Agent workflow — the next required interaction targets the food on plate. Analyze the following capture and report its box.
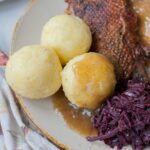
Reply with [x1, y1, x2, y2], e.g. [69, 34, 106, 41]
[133, 0, 150, 49]
[65, 0, 150, 149]
[5, 45, 62, 99]
[6, 0, 150, 149]
[52, 90, 97, 136]
[41, 14, 92, 65]
[88, 80, 150, 150]
[66, 0, 148, 80]
[61, 52, 116, 109]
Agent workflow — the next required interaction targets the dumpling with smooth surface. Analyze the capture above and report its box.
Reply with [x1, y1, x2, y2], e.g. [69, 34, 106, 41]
[5, 45, 62, 99]
[41, 14, 92, 65]
[61, 52, 117, 109]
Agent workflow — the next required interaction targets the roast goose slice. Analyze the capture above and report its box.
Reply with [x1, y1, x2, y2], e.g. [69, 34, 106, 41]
[66, 0, 149, 81]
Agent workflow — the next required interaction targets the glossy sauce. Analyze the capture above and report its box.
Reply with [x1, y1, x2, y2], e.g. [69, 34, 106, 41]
[132, 0, 150, 47]
[52, 90, 97, 137]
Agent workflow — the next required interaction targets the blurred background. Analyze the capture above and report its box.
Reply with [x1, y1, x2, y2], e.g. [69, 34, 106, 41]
[0, 0, 28, 53]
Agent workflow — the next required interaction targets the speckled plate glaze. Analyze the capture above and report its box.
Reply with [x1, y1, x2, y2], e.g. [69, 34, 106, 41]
[11, 0, 131, 150]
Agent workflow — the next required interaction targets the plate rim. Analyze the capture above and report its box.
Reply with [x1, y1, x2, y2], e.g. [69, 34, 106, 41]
[10, 0, 70, 149]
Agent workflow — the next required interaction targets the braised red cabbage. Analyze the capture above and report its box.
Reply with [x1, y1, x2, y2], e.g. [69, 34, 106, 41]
[88, 80, 150, 150]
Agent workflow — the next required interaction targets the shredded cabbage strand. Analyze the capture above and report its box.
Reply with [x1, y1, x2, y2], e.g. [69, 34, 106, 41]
[88, 80, 150, 150]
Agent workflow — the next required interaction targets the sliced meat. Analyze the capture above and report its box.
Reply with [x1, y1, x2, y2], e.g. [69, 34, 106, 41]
[66, 0, 148, 81]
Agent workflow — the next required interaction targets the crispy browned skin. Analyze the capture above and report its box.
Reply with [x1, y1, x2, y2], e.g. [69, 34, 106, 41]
[66, 0, 148, 80]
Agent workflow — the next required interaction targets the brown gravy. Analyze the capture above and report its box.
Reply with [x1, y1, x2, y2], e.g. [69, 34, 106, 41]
[52, 90, 97, 137]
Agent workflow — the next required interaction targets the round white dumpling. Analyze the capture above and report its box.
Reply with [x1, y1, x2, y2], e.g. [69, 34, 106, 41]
[62, 53, 116, 109]
[41, 14, 92, 65]
[5, 45, 62, 99]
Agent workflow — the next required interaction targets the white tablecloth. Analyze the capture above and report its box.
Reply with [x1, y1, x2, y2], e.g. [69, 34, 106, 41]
[0, 1, 28, 149]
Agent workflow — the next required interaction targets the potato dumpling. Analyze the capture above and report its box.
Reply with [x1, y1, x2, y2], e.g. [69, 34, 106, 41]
[41, 14, 92, 65]
[62, 53, 116, 109]
[5, 45, 62, 99]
